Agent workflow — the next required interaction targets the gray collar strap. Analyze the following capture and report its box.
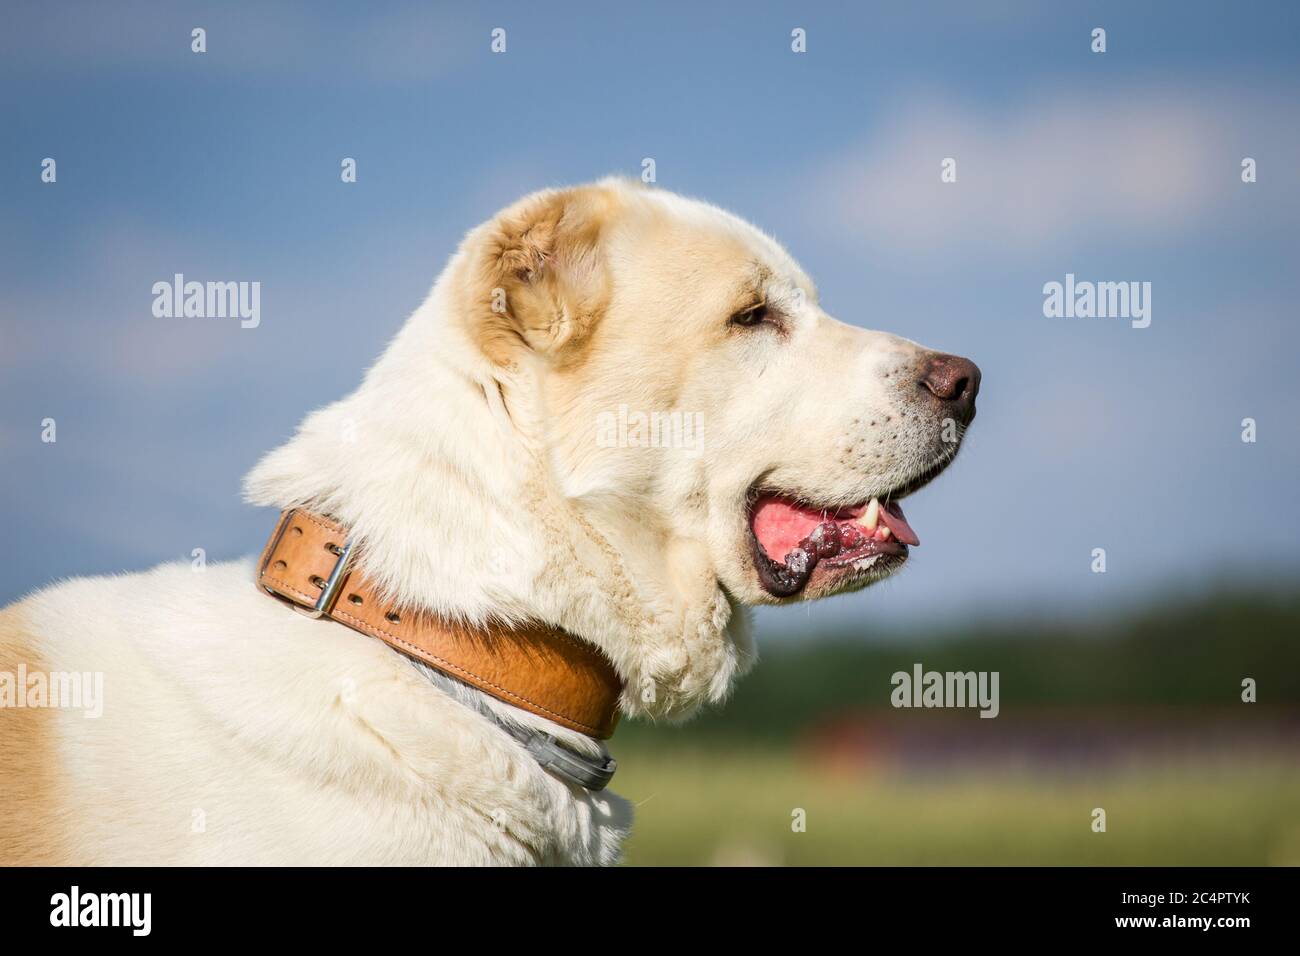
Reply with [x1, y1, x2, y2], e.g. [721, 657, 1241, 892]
[492, 717, 618, 791]
[411, 658, 618, 791]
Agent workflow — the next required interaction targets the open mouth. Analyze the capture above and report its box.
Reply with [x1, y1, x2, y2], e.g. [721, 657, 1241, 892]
[748, 491, 920, 598]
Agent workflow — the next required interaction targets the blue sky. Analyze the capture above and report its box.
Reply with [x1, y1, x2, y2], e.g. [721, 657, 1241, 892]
[3, 1, 1298, 634]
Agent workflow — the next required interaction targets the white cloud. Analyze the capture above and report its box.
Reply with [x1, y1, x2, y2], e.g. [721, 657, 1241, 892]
[804, 84, 1299, 255]
[0, 1, 474, 85]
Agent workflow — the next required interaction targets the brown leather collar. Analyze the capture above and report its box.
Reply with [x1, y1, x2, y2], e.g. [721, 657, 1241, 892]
[256, 509, 622, 738]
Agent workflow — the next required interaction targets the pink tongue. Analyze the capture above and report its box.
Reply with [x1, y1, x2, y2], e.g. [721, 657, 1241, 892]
[750, 496, 922, 559]
[751, 498, 838, 561]
[880, 501, 920, 546]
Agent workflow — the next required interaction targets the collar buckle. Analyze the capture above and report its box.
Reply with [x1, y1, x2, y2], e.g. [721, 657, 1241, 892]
[299, 538, 354, 619]
[258, 509, 355, 620]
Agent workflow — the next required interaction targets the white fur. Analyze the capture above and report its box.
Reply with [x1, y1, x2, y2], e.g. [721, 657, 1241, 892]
[19, 562, 630, 864]
[2, 181, 962, 865]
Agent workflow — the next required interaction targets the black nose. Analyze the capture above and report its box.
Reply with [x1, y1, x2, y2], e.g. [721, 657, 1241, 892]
[918, 353, 981, 424]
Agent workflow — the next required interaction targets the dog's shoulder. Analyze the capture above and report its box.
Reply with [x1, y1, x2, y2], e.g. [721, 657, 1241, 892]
[2, 560, 629, 864]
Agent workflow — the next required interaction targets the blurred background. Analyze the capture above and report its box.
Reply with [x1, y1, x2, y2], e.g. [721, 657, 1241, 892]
[2, 1, 1297, 864]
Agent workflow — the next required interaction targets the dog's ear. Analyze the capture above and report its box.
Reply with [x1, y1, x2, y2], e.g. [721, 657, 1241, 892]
[460, 184, 620, 367]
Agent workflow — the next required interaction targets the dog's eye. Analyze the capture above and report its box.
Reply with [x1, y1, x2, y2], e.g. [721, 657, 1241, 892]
[729, 304, 769, 328]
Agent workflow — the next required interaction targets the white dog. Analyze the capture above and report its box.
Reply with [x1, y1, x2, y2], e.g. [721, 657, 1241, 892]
[0, 179, 979, 865]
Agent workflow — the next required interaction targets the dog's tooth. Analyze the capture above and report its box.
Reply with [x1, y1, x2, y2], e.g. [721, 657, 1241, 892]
[879, 524, 892, 540]
[859, 498, 880, 532]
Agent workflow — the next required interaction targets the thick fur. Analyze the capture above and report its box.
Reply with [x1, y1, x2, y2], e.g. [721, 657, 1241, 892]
[0, 179, 963, 864]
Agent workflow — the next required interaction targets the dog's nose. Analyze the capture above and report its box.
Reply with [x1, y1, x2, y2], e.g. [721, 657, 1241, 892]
[918, 353, 981, 424]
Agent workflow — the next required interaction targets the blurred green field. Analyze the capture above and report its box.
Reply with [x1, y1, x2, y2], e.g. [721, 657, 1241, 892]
[605, 589, 1300, 865]
[614, 748, 1300, 866]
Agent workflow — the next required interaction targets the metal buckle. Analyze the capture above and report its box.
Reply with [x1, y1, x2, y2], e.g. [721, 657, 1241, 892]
[258, 511, 356, 620]
[298, 538, 353, 619]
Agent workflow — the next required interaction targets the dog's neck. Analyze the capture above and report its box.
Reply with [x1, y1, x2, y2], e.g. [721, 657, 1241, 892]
[244, 278, 754, 723]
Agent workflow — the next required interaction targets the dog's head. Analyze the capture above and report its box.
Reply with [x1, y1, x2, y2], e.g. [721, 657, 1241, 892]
[454, 178, 980, 607]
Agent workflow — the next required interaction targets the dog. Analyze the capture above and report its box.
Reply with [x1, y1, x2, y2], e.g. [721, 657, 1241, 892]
[0, 179, 979, 865]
